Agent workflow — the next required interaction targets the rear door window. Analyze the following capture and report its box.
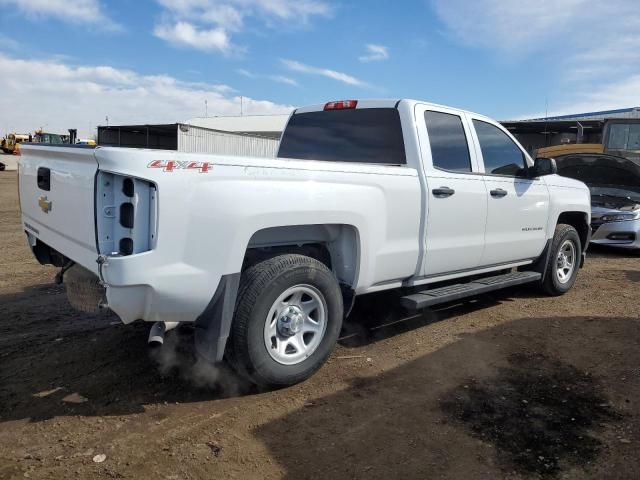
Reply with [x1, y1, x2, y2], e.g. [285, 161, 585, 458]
[424, 111, 472, 172]
[277, 108, 406, 164]
[473, 120, 527, 176]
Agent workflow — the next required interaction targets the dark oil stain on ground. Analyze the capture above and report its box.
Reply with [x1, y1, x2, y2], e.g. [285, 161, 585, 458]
[440, 353, 621, 477]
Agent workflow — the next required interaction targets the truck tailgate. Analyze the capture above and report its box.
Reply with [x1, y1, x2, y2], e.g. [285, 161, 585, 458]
[19, 145, 99, 273]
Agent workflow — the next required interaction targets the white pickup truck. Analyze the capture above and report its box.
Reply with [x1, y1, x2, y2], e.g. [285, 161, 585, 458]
[19, 99, 591, 386]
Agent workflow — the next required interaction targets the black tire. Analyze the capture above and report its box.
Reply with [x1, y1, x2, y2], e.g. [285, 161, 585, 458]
[227, 254, 343, 387]
[541, 224, 582, 296]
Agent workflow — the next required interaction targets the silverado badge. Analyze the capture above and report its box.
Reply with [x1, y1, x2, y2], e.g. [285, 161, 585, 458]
[38, 196, 52, 213]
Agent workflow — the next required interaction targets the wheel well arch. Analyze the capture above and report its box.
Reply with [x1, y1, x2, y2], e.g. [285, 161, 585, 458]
[243, 224, 361, 290]
[557, 211, 589, 251]
[196, 225, 361, 364]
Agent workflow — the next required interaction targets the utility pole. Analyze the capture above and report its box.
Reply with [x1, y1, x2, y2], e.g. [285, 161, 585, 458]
[205, 99, 208, 117]
[105, 115, 109, 127]
[544, 97, 549, 147]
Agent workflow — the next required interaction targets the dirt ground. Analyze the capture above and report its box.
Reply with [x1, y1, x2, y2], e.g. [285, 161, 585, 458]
[1, 170, 639, 480]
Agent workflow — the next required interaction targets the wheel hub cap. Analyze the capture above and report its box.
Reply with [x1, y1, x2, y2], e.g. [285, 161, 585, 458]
[277, 306, 304, 337]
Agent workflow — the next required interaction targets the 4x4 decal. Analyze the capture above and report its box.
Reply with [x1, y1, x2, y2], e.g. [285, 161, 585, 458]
[147, 160, 212, 173]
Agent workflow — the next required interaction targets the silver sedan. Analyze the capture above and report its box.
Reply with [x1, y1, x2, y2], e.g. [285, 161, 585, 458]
[556, 153, 640, 251]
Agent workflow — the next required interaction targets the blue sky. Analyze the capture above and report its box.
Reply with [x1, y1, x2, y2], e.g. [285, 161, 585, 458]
[1, 0, 639, 136]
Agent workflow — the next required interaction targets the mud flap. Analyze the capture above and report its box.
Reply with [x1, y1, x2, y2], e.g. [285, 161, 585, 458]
[528, 239, 552, 282]
[194, 273, 241, 363]
[580, 227, 592, 268]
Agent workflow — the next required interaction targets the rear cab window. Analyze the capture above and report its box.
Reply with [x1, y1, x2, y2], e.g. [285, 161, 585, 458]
[424, 111, 472, 172]
[277, 108, 406, 165]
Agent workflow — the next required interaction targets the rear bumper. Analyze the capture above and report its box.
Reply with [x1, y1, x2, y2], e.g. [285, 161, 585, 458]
[25, 226, 225, 325]
[100, 251, 223, 324]
[24, 219, 99, 276]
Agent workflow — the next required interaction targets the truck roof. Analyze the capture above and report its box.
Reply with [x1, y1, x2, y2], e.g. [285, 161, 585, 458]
[294, 99, 490, 121]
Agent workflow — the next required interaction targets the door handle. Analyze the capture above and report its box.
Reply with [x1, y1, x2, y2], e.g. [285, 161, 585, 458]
[432, 186, 455, 197]
[490, 188, 507, 198]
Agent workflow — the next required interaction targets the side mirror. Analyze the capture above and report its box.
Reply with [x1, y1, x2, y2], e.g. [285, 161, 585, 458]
[531, 157, 557, 177]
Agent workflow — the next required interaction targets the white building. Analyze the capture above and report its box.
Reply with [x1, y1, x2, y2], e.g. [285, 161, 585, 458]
[96, 114, 290, 158]
[186, 114, 290, 140]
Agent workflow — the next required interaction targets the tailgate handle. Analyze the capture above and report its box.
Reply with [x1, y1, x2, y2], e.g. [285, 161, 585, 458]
[37, 167, 51, 191]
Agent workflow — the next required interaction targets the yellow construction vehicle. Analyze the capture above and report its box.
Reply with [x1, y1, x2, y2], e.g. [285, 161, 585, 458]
[3, 133, 30, 155]
[536, 143, 604, 158]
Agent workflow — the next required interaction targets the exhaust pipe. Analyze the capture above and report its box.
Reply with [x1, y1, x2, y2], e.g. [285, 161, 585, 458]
[148, 321, 180, 346]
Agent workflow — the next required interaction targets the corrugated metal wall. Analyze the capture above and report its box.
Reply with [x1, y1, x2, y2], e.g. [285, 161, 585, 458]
[177, 125, 279, 158]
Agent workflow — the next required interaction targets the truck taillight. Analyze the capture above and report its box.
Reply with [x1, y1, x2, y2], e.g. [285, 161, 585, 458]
[96, 172, 157, 256]
[324, 100, 358, 111]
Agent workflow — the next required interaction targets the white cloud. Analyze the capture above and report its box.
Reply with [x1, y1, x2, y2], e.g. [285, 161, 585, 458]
[431, 0, 640, 115]
[154, 0, 331, 54]
[519, 75, 640, 119]
[281, 59, 368, 87]
[237, 68, 256, 78]
[359, 44, 389, 62]
[238, 69, 298, 87]
[269, 75, 298, 87]
[0, 55, 293, 138]
[154, 22, 234, 54]
[432, 0, 585, 53]
[157, 0, 330, 23]
[0, 0, 120, 30]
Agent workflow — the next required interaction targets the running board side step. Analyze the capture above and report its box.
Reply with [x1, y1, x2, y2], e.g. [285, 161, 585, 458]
[400, 271, 542, 310]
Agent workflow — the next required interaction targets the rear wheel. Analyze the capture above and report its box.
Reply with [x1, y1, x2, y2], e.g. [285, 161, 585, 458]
[227, 254, 343, 387]
[541, 224, 581, 295]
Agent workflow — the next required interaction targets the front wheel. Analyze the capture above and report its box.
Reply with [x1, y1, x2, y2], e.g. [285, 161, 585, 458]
[227, 254, 343, 387]
[541, 224, 582, 296]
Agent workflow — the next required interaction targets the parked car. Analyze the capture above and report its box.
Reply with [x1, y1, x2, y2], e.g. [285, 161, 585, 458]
[556, 153, 640, 250]
[18, 99, 591, 386]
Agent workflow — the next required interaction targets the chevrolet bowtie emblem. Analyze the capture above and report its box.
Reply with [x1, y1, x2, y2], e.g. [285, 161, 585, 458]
[38, 196, 52, 213]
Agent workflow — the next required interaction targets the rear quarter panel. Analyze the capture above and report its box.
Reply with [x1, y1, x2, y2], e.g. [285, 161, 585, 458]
[95, 148, 422, 323]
